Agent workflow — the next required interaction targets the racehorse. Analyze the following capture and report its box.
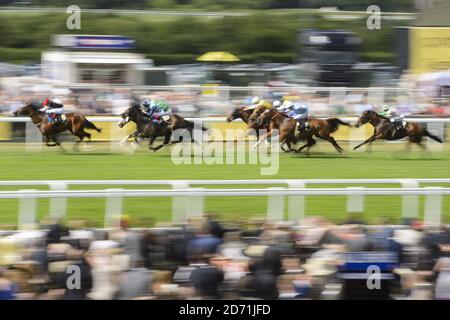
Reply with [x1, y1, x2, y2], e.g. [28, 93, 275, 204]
[13, 102, 101, 148]
[226, 106, 253, 124]
[353, 109, 443, 150]
[256, 108, 351, 153]
[226, 106, 268, 140]
[254, 108, 299, 152]
[118, 103, 172, 151]
[118, 104, 207, 151]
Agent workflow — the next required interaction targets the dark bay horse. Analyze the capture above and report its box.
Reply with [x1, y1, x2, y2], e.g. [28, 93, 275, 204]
[118, 103, 172, 151]
[118, 104, 207, 151]
[256, 109, 351, 153]
[353, 109, 443, 150]
[13, 102, 101, 147]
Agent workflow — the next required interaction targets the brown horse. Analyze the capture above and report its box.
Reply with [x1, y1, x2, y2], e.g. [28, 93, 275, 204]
[256, 109, 351, 153]
[353, 109, 443, 150]
[226, 106, 268, 140]
[13, 102, 102, 148]
[254, 108, 299, 152]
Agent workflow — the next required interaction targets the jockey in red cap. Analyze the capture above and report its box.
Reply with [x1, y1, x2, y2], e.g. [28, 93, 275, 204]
[39, 98, 65, 123]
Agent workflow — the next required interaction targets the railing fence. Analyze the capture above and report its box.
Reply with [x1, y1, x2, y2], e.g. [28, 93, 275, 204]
[0, 179, 447, 230]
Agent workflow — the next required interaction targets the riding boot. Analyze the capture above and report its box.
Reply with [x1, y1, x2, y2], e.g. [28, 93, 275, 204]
[298, 119, 308, 131]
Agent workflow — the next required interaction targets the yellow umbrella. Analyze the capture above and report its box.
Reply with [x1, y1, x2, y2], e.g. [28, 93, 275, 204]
[196, 51, 240, 62]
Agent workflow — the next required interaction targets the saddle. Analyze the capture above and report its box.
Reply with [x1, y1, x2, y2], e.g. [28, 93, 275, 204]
[47, 114, 66, 125]
[393, 120, 407, 130]
[389, 120, 407, 136]
[296, 119, 310, 132]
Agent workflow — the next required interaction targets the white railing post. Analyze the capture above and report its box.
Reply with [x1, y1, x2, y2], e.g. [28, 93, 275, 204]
[346, 187, 365, 213]
[110, 120, 124, 153]
[266, 187, 285, 221]
[104, 188, 123, 228]
[170, 181, 189, 224]
[399, 179, 419, 219]
[424, 187, 443, 227]
[49, 181, 67, 220]
[287, 180, 305, 222]
[187, 188, 205, 219]
[25, 121, 42, 153]
[18, 189, 37, 230]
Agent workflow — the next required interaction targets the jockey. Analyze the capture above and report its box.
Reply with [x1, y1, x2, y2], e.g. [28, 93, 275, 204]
[272, 100, 282, 109]
[277, 100, 294, 113]
[244, 97, 272, 111]
[378, 105, 406, 127]
[39, 98, 65, 123]
[288, 102, 310, 130]
[142, 99, 172, 124]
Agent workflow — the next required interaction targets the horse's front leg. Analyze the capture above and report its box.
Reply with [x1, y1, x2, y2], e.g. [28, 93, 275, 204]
[252, 130, 272, 149]
[353, 134, 378, 150]
[120, 131, 137, 144]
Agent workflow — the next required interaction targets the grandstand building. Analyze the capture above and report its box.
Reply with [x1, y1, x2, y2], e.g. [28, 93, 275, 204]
[41, 35, 153, 85]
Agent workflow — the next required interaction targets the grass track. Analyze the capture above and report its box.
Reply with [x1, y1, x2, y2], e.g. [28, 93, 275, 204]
[0, 141, 449, 227]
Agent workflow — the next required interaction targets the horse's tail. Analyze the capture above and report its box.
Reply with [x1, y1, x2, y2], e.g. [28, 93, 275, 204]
[84, 117, 102, 133]
[326, 118, 352, 133]
[424, 129, 443, 143]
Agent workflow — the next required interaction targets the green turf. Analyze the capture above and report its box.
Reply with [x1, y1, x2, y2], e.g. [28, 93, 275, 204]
[0, 141, 449, 227]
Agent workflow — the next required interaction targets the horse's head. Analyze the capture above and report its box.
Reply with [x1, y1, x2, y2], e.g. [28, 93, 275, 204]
[13, 102, 38, 117]
[354, 109, 376, 128]
[118, 104, 141, 128]
[226, 107, 245, 122]
[256, 109, 272, 127]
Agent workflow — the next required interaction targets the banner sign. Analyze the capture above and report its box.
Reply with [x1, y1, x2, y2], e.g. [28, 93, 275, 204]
[54, 35, 135, 50]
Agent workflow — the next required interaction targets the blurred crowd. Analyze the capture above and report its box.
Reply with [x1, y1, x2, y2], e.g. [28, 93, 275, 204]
[1, 215, 450, 300]
[0, 77, 449, 118]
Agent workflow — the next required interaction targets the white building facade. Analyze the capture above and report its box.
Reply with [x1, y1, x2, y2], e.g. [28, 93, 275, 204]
[41, 35, 153, 86]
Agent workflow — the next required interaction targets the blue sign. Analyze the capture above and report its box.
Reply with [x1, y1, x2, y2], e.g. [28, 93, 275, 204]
[75, 36, 134, 49]
[338, 252, 399, 272]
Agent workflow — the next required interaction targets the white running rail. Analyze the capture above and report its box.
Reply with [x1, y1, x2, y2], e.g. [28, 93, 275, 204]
[0, 179, 448, 229]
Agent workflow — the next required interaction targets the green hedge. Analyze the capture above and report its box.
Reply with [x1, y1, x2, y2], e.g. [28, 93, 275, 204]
[0, 48, 41, 64]
[0, 12, 409, 65]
